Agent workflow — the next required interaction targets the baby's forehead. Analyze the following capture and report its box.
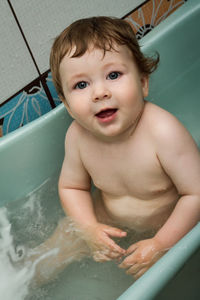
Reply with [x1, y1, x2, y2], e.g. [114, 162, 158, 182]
[66, 43, 133, 62]
[66, 43, 111, 58]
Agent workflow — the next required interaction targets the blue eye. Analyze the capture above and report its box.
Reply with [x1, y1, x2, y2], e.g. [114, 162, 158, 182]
[108, 72, 121, 80]
[75, 81, 88, 89]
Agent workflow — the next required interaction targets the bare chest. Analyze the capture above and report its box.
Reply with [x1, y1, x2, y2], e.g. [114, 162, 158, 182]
[80, 139, 172, 199]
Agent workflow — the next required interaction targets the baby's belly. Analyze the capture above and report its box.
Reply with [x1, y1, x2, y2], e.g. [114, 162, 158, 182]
[102, 192, 179, 232]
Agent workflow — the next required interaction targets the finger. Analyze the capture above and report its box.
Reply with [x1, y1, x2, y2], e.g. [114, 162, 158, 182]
[107, 250, 126, 260]
[134, 267, 148, 279]
[104, 227, 127, 238]
[125, 263, 141, 275]
[93, 247, 124, 262]
[93, 245, 122, 261]
[126, 243, 138, 254]
[119, 258, 134, 269]
[116, 254, 126, 263]
[103, 235, 126, 254]
[93, 251, 111, 262]
[118, 251, 139, 269]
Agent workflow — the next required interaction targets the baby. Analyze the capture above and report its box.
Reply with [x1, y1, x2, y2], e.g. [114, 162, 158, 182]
[32, 16, 200, 282]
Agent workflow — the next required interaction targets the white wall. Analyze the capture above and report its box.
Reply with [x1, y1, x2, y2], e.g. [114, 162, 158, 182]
[0, 0, 145, 104]
[0, 0, 38, 104]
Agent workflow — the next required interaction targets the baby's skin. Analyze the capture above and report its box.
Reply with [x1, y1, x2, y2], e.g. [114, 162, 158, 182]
[57, 44, 200, 279]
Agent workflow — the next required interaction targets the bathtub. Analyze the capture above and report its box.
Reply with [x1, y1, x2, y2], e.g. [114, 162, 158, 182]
[0, 0, 199, 299]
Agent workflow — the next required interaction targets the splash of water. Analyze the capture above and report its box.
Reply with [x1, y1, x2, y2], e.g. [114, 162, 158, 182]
[0, 182, 62, 300]
[0, 207, 35, 300]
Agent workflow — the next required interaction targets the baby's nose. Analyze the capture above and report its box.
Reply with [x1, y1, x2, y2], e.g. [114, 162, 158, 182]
[92, 85, 112, 102]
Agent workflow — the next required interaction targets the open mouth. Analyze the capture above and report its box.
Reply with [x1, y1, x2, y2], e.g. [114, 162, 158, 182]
[95, 108, 118, 119]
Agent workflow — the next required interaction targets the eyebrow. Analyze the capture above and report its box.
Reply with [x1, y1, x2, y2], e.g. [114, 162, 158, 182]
[69, 73, 87, 81]
[103, 62, 127, 69]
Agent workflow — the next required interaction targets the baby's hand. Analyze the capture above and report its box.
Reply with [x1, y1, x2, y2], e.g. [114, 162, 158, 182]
[119, 238, 167, 279]
[83, 223, 127, 262]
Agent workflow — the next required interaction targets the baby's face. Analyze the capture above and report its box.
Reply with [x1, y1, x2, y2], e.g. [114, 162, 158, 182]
[59, 44, 149, 141]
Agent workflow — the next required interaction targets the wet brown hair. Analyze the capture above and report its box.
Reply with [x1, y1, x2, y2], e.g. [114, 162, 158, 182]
[50, 16, 159, 98]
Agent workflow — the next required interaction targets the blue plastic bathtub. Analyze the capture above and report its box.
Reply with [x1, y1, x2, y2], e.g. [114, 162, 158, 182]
[0, 0, 199, 299]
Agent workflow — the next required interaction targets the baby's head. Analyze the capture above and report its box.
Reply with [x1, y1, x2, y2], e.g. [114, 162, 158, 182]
[50, 16, 159, 99]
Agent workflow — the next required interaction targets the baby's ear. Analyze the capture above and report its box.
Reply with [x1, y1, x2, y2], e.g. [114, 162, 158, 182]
[141, 75, 149, 98]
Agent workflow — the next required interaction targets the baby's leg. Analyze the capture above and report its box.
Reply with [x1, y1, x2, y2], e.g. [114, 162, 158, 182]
[28, 189, 112, 285]
[27, 217, 90, 285]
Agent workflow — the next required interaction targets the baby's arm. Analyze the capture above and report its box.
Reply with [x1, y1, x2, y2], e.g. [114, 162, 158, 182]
[59, 122, 126, 261]
[120, 110, 200, 278]
[153, 113, 200, 246]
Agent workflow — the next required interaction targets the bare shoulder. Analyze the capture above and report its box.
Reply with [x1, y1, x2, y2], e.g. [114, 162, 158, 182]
[143, 101, 192, 143]
[143, 101, 200, 166]
[144, 101, 180, 127]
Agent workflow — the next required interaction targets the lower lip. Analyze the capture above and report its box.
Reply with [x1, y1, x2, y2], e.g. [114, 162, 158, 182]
[96, 110, 118, 123]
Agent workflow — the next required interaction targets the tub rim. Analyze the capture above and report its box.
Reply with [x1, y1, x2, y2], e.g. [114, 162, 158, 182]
[117, 222, 200, 300]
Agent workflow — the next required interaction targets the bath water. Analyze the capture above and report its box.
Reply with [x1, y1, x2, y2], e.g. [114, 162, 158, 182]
[0, 177, 133, 300]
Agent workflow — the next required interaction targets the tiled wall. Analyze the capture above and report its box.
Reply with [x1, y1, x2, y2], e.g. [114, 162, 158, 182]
[0, 0, 186, 137]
